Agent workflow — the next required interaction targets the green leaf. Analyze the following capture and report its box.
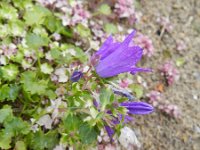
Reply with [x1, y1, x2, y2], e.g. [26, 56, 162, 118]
[50, 49, 61, 59]
[10, 50, 24, 63]
[89, 107, 99, 119]
[0, 85, 10, 101]
[24, 5, 51, 25]
[15, 141, 26, 150]
[8, 84, 20, 101]
[4, 117, 30, 135]
[76, 24, 91, 37]
[26, 33, 49, 49]
[20, 71, 36, 82]
[44, 16, 58, 32]
[0, 129, 12, 149]
[20, 71, 48, 95]
[63, 114, 80, 132]
[73, 46, 88, 63]
[0, 105, 13, 123]
[79, 123, 98, 144]
[99, 88, 113, 111]
[98, 4, 111, 15]
[24, 80, 48, 95]
[0, 3, 18, 20]
[40, 63, 53, 74]
[0, 116, 29, 149]
[131, 84, 143, 98]
[8, 20, 25, 37]
[163, 50, 172, 59]
[104, 23, 118, 34]
[176, 58, 185, 67]
[45, 90, 57, 100]
[12, 0, 32, 9]
[29, 130, 58, 150]
[0, 84, 19, 101]
[0, 64, 19, 81]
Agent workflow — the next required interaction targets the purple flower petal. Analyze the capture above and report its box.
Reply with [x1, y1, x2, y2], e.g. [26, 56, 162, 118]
[112, 113, 133, 125]
[70, 71, 83, 82]
[131, 68, 152, 75]
[120, 102, 154, 115]
[94, 30, 151, 78]
[95, 36, 120, 60]
[105, 125, 114, 139]
[113, 88, 135, 100]
[93, 99, 99, 108]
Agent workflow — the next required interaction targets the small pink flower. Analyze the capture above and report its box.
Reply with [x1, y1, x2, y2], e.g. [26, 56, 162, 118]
[160, 61, 179, 86]
[114, 0, 138, 24]
[133, 33, 154, 57]
[69, 3, 90, 26]
[146, 91, 162, 107]
[176, 40, 187, 51]
[1, 44, 17, 58]
[157, 16, 173, 32]
[119, 79, 131, 88]
[161, 104, 181, 119]
[52, 33, 61, 41]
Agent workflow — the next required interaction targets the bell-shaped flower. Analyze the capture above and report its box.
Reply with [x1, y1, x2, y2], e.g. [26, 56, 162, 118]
[104, 101, 153, 140]
[94, 31, 151, 78]
[70, 70, 83, 82]
[120, 101, 154, 115]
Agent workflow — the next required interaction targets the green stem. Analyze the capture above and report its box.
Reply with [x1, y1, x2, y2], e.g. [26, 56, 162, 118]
[36, 48, 41, 68]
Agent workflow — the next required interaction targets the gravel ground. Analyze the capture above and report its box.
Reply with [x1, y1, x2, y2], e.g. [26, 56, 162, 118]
[133, 0, 200, 149]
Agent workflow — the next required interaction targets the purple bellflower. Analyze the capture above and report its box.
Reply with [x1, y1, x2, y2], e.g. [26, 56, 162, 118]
[70, 70, 83, 82]
[120, 101, 154, 115]
[104, 101, 153, 140]
[94, 31, 151, 78]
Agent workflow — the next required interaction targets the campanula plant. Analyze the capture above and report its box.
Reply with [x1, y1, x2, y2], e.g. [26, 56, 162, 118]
[90, 31, 154, 140]
[0, 0, 155, 149]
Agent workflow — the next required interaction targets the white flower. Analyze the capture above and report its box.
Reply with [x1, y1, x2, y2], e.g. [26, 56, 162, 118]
[90, 40, 100, 50]
[53, 33, 61, 41]
[37, 114, 53, 129]
[119, 127, 141, 149]
[46, 98, 67, 120]
[54, 67, 68, 82]
[31, 124, 39, 133]
[0, 55, 7, 65]
[40, 63, 53, 74]
[58, 75, 68, 83]
[53, 144, 65, 150]
[45, 51, 53, 61]
[22, 60, 32, 69]
[62, 48, 76, 57]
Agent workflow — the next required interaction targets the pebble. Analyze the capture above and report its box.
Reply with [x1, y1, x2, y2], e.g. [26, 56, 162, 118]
[193, 95, 198, 100]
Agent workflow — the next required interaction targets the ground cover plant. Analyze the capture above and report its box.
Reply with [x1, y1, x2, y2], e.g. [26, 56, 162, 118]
[1, 0, 199, 150]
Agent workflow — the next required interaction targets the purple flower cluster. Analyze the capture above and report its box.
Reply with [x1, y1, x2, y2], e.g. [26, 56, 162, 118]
[104, 101, 153, 139]
[94, 31, 151, 78]
[91, 31, 154, 139]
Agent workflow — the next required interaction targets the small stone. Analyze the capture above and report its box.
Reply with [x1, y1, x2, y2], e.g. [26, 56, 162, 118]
[193, 95, 198, 100]
[119, 126, 141, 149]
